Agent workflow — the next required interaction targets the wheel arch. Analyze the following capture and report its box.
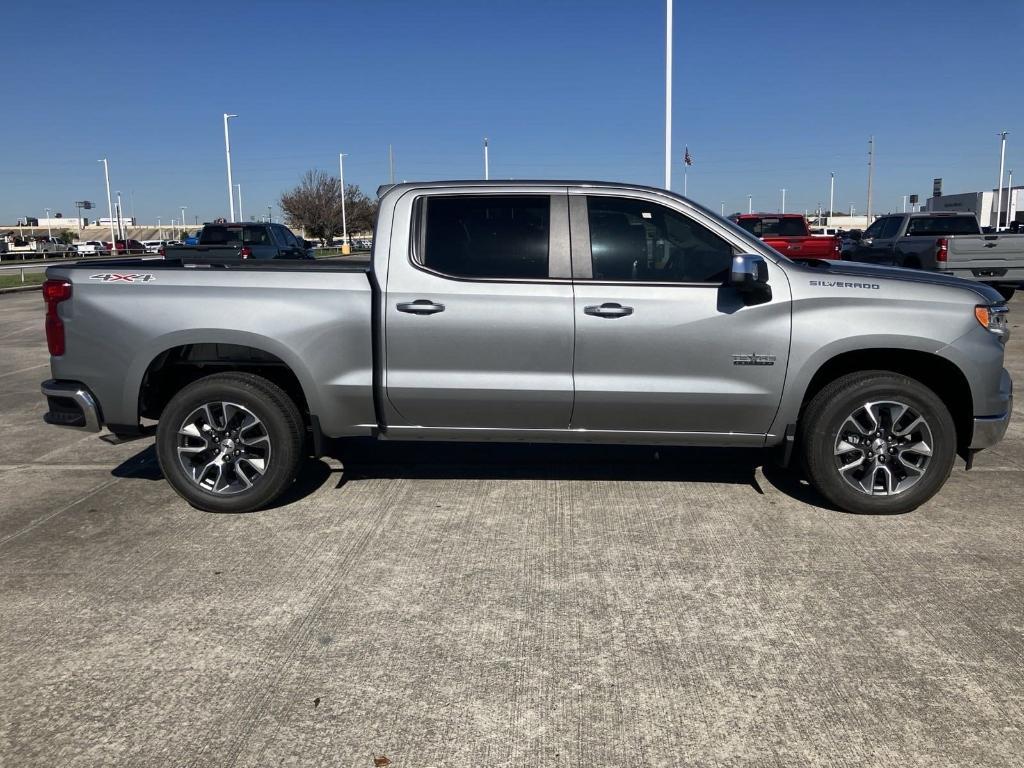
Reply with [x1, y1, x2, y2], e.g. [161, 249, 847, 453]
[129, 331, 322, 428]
[795, 348, 973, 450]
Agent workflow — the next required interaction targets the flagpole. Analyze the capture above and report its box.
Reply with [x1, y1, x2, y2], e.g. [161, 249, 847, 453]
[684, 165, 687, 197]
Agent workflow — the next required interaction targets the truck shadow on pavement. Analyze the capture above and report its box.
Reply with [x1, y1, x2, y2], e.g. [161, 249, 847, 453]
[110, 440, 842, 513]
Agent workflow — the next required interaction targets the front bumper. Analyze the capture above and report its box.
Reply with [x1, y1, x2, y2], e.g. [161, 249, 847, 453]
[41, 380, 102, 432]
[970, 369, 1013, 450]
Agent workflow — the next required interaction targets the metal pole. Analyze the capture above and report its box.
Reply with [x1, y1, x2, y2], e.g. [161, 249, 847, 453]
[683, 165, 687, 196]
[1007, 169, 1014, 229]
[224, 113, 237, 220]
[180, 207, 187, 234]
[339, 153, 348, 247]
[157, 217, 162, 240]
[829, 171, 835, 223]
[902, 195, 907, 213]
[116, 191, 123, 239]
[483, 138, 489, 180]
[996, 131, 1008, 231]
[720, 202, 725, 216]
[664, 0, 672, 190]
[267, 206, 272, 223]
[747, 195, 752, 214]
[780, 188, 786, 214]
[236, 184, 243, 222]
[866, 136, 874, 224]
[388, 144, 395, 184]
[45, 208, 52, 239]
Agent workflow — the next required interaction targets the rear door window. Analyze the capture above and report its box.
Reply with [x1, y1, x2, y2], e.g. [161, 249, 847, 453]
[905, 216, 980, 236]
[417, 195, 550, 279]
[199, 226, 241, 245]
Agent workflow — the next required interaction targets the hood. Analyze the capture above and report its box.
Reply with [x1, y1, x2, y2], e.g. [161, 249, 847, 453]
[791, 259, 1005, 303]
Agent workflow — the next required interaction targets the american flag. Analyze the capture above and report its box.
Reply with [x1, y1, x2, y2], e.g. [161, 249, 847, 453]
[683, 146, 693, 166]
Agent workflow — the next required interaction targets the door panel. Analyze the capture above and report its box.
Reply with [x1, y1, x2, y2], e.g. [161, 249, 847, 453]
[384, 193, 575, 430]
[569, 191, 791, 436]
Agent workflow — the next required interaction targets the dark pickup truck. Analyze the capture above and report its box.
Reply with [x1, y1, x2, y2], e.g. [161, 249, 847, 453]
[166, 222, 314, 262]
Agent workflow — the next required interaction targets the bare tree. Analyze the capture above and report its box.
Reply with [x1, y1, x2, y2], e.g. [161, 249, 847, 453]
[280, 171, 379, 243]
[279, 170, 345, 243]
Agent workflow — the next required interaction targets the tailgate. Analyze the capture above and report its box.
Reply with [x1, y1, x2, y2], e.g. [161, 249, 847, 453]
[764, 236, 837, 259]
[944, 235, 1024, 278]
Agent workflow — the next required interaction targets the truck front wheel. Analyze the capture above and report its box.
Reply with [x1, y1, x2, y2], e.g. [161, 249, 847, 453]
[799, 372, 956, 514]
[155, 372, 304, 513]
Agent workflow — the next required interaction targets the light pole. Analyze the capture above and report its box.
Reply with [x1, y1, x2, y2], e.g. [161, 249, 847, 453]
[44, 208, 52, 239]
[236, 184, 243, 222]
[850, 203, 855, 217]
[339, 152, 348, 250]
[1007, 169, 1015, 229]
[157, 217, 162, 239]
[902, 195, 908, 213]
[996, 130, 1008, 231]
[747, 195, 752, 214]
[664, 0, 673, 190]
[224, 113, 237, 220]
[866, 136, 875, 223]
[720, 201, 725, 217]
[115, 191, 124, 239]
[180, 207, 187, 234]
[780, 188, 786, 214]
[267, 205, 272, 223]
[99, 158, 116, 248]
[483, 138, 489, 180]
[829, 171, 835, 224]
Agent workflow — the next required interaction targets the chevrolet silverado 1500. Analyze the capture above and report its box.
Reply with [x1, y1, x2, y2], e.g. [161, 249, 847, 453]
[40, 181, 1012, 515]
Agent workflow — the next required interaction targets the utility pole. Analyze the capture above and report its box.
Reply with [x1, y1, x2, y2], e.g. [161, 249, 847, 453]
[996, 131, 1008, 231]
[780, 188, 786, 214]
[483, 138, 489, 180]
[116, 191, 124, 239]
[236, 185, 243, 221]
[99, 159, 115, 248]
[388, 144, 395, 184]
[1007, 169, 1014, 229]
[829, 171, 835, 224]
[339, 152, 348, 250]
[664, 0, 673, 190]
[866, 135, 875, 224]
[224, 113, 237, 220]
[180, 206, 187, 234]
[747, 194, 752, 214]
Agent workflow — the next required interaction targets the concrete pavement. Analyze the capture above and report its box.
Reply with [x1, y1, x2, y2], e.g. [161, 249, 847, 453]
[1, 290, 1022, 767]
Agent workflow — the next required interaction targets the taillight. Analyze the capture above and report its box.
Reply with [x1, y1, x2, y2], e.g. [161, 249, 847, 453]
[239, 246, 252, 259]
[158, 245, 165, 257]
[43, 279, 72, 356]
[936, 237, 948, 262]
[833, 236, 841, 257]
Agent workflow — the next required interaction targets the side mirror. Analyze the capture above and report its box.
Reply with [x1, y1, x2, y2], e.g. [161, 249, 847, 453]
[729, 254, 771, 304]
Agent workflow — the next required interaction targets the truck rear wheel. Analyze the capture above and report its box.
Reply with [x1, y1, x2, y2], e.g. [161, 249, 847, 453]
[155, 372, 304, 513]
[799, 372, 956, 514]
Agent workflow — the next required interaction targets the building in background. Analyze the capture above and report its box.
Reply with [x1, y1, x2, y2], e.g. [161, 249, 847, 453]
[926, 187, 1022, 229]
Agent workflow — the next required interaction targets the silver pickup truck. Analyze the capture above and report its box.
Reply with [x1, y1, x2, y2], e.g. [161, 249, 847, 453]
[40, 180, 1013, 515]
[848, 211, 1024, 300]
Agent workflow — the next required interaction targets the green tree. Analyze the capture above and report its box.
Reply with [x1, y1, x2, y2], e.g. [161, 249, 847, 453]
[56, 229, 76, 244]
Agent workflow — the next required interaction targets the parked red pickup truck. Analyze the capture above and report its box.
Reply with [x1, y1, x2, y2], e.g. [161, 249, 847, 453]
[732, 213, 841, 260]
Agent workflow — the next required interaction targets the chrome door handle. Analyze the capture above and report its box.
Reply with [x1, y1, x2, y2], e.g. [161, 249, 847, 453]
[584, 303, 634, 318]
[396, 299, 445, 315]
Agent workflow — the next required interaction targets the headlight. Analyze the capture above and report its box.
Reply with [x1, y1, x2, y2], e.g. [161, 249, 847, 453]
[975, 304, 1010, 340]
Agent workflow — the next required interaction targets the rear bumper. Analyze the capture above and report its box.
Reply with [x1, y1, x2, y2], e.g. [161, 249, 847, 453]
[41, 379, 102, 432]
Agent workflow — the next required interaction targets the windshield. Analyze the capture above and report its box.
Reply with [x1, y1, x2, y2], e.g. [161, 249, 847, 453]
[735, 217, 807, 237]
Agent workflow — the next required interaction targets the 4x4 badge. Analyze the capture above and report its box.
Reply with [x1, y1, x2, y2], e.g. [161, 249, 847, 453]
[89, 273, 156, 283]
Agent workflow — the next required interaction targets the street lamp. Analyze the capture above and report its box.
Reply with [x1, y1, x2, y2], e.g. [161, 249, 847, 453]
[99, 159, 116, 248]
[267, 205, 272, 224]
[747, 194, 752, 214]
[780, 188, 786, 214]
[115, 191, 124, 239]
[157, 217, 162, 239]
[223, 113, 238, 220]
[720, 202, 725, 216]
[339, 152, 348, 251]
[44, 208, 52, 239]
[236, 183, 243, 221]
[483, 138, 489, 180]
[180, 207, 187, 234]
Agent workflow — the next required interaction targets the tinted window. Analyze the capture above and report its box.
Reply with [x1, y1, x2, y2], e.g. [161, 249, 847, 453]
[587, 197, 734, 283]
[419, 195, 549, 279]
[862, 219, 885, 239]
[878, 217, 902, 238]
[736, 217, 807, 237]
[200, 225, 272, 245]
[905, 216, 980, 236]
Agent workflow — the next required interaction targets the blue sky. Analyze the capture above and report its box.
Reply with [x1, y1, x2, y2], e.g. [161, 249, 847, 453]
[3, 0, 1021, 224]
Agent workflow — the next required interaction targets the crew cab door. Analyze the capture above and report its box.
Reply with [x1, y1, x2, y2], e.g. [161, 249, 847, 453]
[382, 189, 575, 431]
[856, 216, 902, 264]
[568, 190, 791, 441]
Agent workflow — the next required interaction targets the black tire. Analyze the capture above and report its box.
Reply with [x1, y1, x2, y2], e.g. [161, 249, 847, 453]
[996, 286, 1016, 301]
[156, 372, 304, 513]
[799, 372, 956, 514]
